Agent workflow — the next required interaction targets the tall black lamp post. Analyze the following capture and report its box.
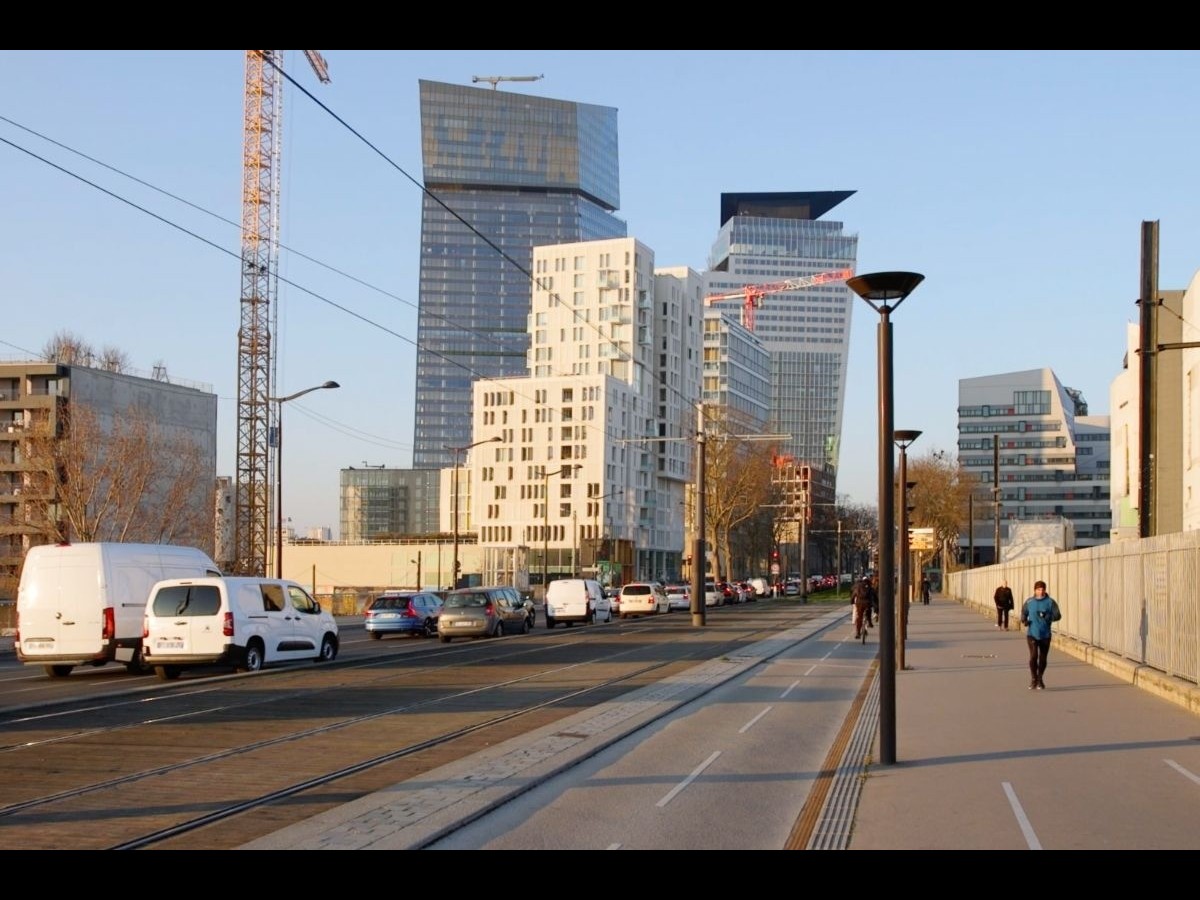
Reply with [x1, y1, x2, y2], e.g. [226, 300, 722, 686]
[446, 436, 501, 589]
[848, 271, 924, 766]
[271, 380, 339, 579]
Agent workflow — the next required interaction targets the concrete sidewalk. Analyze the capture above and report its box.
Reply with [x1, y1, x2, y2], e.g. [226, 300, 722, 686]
[847, 597, 1200, 850]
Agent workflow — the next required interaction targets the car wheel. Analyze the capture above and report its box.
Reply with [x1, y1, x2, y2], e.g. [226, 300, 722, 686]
[439, 635, 451, 644]
[318, 635, 338, 662]
[494, 620, 504, 637]
[369, 631, 382, 640]
[44, 664, 74, 678]
[424, 618, 438, 637]
[155, 665, 181, 681]
[545, 617, 555, 629]
[238, 641, 264, 673]
[518, 616, 529, 635]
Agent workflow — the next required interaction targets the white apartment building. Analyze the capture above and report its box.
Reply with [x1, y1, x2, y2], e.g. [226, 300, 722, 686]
[470, 238, 703, 591]
[959, 369, 1111, 564]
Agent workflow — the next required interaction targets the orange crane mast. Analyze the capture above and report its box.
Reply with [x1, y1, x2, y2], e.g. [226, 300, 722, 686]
[704, 267, 854, 331]
[234, 50, 330, 576]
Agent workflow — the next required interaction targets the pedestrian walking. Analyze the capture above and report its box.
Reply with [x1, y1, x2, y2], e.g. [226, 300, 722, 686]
[993, 580, 1014, 629]
[1019, 580, 1061, 690]
[920, 575, 931, 605]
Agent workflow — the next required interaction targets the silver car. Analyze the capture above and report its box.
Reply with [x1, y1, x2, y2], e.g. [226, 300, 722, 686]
[438, 586, 529, 643]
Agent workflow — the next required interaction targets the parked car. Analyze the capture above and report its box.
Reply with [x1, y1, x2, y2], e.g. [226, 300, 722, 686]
[618, 582, 667, 618]
[664, 584, 691, 612]
[142, 577, 338, 680]
[438, 586, 529, 643]
[703, 580, 724, 607]
[363, 591, 443, 639]
[545, 578, 610, 628]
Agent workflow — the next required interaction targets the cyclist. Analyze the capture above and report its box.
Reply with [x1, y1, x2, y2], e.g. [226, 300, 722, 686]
[851, 576, 877, 640]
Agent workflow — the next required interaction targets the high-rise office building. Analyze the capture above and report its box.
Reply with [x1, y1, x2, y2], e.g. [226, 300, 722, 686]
[703, 192, 859, 502]
[413, 80, 627, 470]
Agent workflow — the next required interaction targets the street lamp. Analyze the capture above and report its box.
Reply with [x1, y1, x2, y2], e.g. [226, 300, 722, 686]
[445, 436, 501, 589]
[848, 271, 924, 767]
[542, 464, 581, 599]
[271, 380, 339, 580]
[894, 429, 921, 669]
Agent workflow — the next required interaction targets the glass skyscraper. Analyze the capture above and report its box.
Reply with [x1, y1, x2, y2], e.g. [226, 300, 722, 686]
[704, 192, 859, 500]
[413, 80, 627, 469]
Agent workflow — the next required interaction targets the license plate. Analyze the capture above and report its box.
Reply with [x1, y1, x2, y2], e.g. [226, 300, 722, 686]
[157, 640, 184, 650]
[454, 620, 474, 627]
[23, 639, 52, 649]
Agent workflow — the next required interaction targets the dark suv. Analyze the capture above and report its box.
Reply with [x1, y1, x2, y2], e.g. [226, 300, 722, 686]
[363, 591, 443, 639]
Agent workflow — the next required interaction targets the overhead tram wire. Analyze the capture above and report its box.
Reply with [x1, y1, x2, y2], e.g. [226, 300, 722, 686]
[0, 132, 629, 453]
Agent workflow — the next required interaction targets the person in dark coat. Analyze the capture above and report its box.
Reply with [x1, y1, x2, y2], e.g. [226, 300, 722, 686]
[993, 580, 1015, 630]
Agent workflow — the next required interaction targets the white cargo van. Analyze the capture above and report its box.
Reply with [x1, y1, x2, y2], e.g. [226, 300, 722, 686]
[15, 542, 221, 678]
[142, 576, 338, 680]
[544, 578, 610, 628]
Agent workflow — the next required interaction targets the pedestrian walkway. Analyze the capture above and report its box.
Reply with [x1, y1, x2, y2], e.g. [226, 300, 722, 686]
[847, 596, 1200, 849]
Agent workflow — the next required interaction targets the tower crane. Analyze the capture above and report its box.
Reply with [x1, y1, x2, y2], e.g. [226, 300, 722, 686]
[704, 267, 854, 332]
[234, 50, 330, 577]
[471, 74, 544, 90]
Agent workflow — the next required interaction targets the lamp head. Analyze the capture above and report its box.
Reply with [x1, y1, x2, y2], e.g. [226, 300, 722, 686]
[847, 272, 924, 312]
[321, 381, 340, 390]
[893, 429, 922, 448]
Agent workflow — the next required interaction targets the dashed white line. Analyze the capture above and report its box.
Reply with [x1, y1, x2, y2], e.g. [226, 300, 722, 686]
[1165, 759, 1200, 786]
[739, 705, 773, 733]
[1002, 781, 1042, 849]
[657, 751, 721, 808]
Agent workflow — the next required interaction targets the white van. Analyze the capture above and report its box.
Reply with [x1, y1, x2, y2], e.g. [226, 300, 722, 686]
[142, 577, 339, 680]
[15, 542, 222, 678]
[544, 578, 610, 628]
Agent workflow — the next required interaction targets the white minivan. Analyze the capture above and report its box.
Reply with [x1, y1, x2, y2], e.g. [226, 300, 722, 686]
[16, 542, 222, 677]
[142, 577, 338, 680]
[544, 578, 610, 628]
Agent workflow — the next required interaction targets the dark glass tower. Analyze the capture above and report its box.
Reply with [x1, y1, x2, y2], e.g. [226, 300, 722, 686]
[413, 80, 626, 468]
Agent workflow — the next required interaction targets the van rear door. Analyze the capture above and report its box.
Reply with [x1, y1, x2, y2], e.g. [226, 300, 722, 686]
[17, 549, 105, 661]
[146, 582, 225, 657]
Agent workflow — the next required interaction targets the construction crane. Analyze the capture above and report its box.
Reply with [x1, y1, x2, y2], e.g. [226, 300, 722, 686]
[234, 50, 330, 577]
[472, 74, 544, 90]
[704, 267, 855, 332]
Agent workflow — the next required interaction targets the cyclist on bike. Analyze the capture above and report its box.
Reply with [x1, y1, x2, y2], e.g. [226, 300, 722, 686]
[851, 575, 877, 640]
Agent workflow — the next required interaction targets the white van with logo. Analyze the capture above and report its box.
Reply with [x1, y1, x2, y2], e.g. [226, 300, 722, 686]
[15, 542, 222, 678]
[142, 577, 338, 680]
[544, 578, 610, 628]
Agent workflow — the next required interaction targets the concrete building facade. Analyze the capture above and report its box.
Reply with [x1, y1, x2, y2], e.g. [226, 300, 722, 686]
[469, 237, 703, 592]
[0, 361, 217, 595]
[959, 368, 1111, 565]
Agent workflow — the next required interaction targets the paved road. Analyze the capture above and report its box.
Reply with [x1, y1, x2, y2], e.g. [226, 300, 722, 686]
[244, 597, 1200, 850]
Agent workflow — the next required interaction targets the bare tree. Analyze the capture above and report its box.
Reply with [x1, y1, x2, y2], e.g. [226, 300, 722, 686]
[42, 330, 95, 367]
[23, 404, 213, 554]
[906, 448, 971, 575]
[97, 345, 131, 373]
[704, 417, 779, 582]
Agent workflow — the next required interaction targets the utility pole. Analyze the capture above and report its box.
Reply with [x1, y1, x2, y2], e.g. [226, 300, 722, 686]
[993, 437, 1001, 565]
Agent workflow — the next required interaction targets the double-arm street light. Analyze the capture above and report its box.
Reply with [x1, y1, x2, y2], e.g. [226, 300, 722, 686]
[542, 464, 581, 599]
[271, 380, 339, 579]
[446, 436, 501, 589]
[848, 271, 924, 767]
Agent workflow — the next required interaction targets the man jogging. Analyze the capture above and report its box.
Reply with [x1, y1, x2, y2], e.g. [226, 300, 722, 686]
[1020, 580, 1061, 690]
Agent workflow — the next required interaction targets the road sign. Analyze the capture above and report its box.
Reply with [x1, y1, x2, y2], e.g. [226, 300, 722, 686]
[908, 527, 936, 551]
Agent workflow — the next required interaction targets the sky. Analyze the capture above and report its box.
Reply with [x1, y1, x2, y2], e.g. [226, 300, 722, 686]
[4, 50, 1200, 537]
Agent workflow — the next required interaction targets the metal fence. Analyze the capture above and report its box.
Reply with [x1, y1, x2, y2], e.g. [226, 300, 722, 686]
[946, 530, 1200, 685]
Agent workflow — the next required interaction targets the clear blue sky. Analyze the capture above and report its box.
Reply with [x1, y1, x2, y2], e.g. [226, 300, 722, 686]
[4, 50, 1199, 536]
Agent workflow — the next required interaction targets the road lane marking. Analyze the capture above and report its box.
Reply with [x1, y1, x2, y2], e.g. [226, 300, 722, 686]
[1002, 781, 1042, 849]
[739, 705, 773, 733]
[1165, 759, 1200, 786]
[657, 751, 721, 808]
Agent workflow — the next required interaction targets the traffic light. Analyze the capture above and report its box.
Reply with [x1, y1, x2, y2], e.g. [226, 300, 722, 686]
[800, 464, 811, 495]
[771, 549, 780, 562]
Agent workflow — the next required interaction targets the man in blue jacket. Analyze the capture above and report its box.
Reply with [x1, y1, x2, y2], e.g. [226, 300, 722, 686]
[1020, 580, 1062, 690]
